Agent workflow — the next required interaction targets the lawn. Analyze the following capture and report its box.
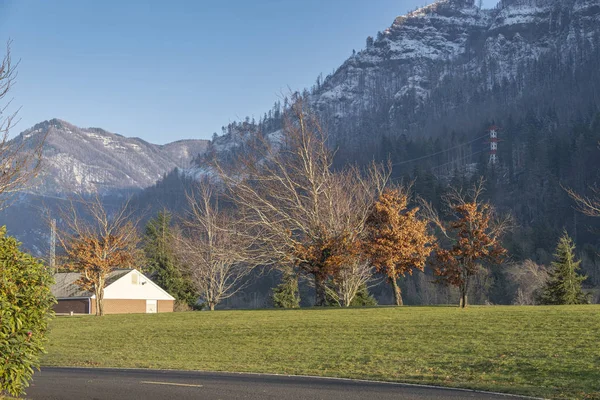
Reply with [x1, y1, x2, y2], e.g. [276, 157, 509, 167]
[43, 305, 600, 399]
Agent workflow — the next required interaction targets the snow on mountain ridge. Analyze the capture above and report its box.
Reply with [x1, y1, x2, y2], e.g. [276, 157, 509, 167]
[312, 0, 599, 123]
[312, 0, 494, 118]
[188, 0, 599, 180]
[14, 119, 209, 195]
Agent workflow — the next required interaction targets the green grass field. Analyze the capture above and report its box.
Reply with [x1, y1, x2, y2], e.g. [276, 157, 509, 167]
[43, 306, 600, 399]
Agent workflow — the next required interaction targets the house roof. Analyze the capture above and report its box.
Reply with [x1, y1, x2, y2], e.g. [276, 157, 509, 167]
[51, 269, 132, 298]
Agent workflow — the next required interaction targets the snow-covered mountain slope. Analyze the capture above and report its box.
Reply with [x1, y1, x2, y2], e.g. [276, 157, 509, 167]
[200, 0, 600, 169]
[12, 119, 209, 195]
[314, 0, 599, 122]
[314, 0, 492, 115]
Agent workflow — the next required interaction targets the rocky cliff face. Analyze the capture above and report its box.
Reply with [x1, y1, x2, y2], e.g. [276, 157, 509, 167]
[314, 0, 491, 116]
[312, 0, 599, 134]
[189, 0, 600, 202]
[12, 119, 209, 195]
[199, 0, 600, 170]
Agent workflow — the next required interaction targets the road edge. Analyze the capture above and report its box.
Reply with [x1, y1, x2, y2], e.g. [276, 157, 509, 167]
[39, 366, 547, 400]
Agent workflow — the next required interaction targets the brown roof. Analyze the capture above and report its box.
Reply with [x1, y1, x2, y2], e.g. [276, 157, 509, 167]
[51, 269, 132, 298]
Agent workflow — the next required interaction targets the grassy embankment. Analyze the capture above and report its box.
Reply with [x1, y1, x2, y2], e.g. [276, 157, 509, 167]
[43, 305, 600, 399]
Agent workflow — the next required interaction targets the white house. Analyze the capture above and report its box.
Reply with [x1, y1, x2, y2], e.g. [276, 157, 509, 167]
[51, 269, 175, 314]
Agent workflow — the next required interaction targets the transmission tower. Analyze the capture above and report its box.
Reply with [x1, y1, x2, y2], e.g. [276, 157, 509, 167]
[488, 126, 499, 165]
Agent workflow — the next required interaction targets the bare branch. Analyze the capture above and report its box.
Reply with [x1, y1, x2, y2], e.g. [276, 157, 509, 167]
[0, 41, 46, 209]
[418, 197, 449, 238]
[564, 184, 600, 218]
[216, 97, 389, 306]
[174, 179, 259, 310]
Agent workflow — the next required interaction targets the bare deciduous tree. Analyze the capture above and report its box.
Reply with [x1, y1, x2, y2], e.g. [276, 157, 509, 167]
[329, 258, 374, 307]
[0, 41, 45, 208]
[566, 185, 600, 218]
[321, 164, 389, 307]
[506, 260, 549, 305]
[565, 144, 600, 218]
[220, 98, 388, 306]
[175, 182, 258, 311]
[56, 196, 142, 316]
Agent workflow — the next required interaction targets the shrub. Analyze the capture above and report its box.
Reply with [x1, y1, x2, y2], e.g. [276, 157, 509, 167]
[350, 284, 378, 307]
[506, 260, 548, 305]
[0, 227, 55, 397]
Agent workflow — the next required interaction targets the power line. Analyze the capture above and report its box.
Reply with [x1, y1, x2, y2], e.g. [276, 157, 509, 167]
[16, 132, 506, 202]
[20, 191, 72, 202]
[430, 149, 488, 171]
[389, 148, 489, 183]
[390, 133, 488, 167]
[49, 219, 56, 269]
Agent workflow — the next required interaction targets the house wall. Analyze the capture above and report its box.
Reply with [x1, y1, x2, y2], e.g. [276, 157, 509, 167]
[89, 299, 174, 314]
[54, 299, 89, 314]
[103, 270, 175, 301]
[90, 299, 145, 315]
[158, 300, 174, 313]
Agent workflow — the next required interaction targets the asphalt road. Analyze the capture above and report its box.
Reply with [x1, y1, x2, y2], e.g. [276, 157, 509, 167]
[25, 367, 531, 400]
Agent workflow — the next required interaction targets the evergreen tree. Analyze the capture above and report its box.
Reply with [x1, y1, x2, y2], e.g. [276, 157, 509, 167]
[271, 270, 300, 308]
[540, 232, 589, 305]
[349, 284, 378, 307]
[144, 210, 198, 309]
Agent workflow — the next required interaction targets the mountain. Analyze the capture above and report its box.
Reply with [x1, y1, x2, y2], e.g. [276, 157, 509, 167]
[312, 0, 600, 158]
[108, 0, 600, 251]
[6, 0, 600, 303]
[170, 0, 600, 305]
[200, 0, 600, 167]
[1, 119, 208, 256]
[13, 119, 209, 196]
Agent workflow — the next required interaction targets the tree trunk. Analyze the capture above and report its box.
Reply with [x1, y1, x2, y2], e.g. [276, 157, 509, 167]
[391, 278, 403, 306]
[314, 274, 327, 306]
[342, 292, 351, 308]
[459, 285, 468, 308]
[209, 302, 215, 311]
[95, 288, 104, 316]
[459, 292, 467, 308]
[459, 275, 471, 308]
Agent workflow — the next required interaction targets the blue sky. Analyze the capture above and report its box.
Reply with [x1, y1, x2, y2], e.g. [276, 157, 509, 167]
[0, 0, 497, 143]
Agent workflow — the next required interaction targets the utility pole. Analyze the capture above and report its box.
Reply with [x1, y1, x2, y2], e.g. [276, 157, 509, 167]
[50, 218, 56, 269]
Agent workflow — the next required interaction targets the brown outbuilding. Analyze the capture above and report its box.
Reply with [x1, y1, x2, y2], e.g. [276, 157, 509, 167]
[51, 269, 175, 315]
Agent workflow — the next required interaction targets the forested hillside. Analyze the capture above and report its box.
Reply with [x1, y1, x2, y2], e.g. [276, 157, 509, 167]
[132, 0, 600, 306]
[13, 0, 597, 306]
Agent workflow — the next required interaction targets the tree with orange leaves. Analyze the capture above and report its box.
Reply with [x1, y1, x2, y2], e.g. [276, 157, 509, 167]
[424, 179, 511, 308]
[365, 186, 436, 306]
[56, 196, 142, 316]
